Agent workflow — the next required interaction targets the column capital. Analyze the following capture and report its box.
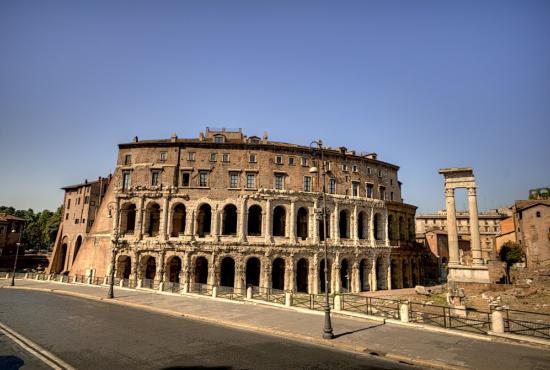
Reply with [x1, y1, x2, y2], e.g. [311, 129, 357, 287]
[444, 188, 455, 197]
[468, 187, 477, 196]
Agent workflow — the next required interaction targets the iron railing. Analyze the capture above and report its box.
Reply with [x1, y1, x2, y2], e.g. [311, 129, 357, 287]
[256, 288, 286, 305]
[292, 293, 334, 311]
[409, 303, 491, 335]
[163, 281, 184, 294]
[191, 283, 213, 296]
[217, 286, 246, 301]
[341, 294, 400, 320]
[500, 308, 550, 340]
[141, 278, 158, 290]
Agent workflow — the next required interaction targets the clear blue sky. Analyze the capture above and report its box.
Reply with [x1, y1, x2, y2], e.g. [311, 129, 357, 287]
[1, 0, 549, 213]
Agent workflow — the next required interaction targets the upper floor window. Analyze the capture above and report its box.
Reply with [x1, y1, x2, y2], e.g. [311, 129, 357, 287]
[536, 211, 541, 217]
[390, 191, 394, 201]
[379, 186, 386, 200]
[214, 135, 225, 143]
[199, 171, 209, 187]
[329, 178, 336, 194]
[249, 153, 257, 163]
[352, 165, 358, 172]
[65, 213, 69, 220]
[151, 170, 161, 186]
[159, 151, 167, 161]
[275, 155, 283, 165]
[275, 174, 284, 190]
[84, 196, 89, 204]
[378, 169, 383, 178]
[222, 153, 230, 163]
[229, 172, 239, 188]
[342, 164, 348, 172]
[188, 152, 196, 161]
[366, 183, 374, 198]
[181, 171, 190, 187]
[390, 178, 393, 185]
[304, 176, 312, 192]
[124, 154, 132, 165]
[246, 173, 256, 189]
[67, 199, 71, 209]
[367, 167, 372, 175]
[210, 153, 217, 162]
[289, 157, 295, 166]
[122, 171, 131, 191]
[301, 157, 308, 166]
[352, 182, 359, 197]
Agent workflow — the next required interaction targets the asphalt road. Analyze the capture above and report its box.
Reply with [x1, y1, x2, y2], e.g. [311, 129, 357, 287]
[0, 290, 420, 369]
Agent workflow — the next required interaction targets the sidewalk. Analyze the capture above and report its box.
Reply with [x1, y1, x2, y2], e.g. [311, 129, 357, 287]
[2, 279, 550, 370]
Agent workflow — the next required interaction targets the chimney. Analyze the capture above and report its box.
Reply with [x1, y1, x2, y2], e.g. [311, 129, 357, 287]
[133, 136, 139, 142]
[171, 133, 178, 142]
[263, 131, 268, 141]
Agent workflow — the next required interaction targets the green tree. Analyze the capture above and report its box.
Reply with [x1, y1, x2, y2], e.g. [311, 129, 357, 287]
[499, 241, 524, 284]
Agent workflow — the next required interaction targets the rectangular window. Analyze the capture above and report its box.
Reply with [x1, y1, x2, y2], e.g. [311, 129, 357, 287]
[67, 199, 71, 209]
[181, 172, 190, 187]
[301, 157, 308, 166]
[229, 172, 239, 188]
[378, 169, 383, 178]
[151, 170, 161, 186]
[159, 151, 167, 161]
[275, 155, 283, 165]
[304, 176, 312, 192]
[222, 153, 230, 162]
[342, 164, 348, 172]
[188, 152, 196, 161]
[390, 191, 394, 201]
[329, 178, 336, 194]
[199, 171, 209, 187]
[352, 182, 359, 197]
[246, 173, 256, 189]
[210, 153, 217, 162]
[214, 135, 224, 143]
[379, 186, 386, 200]
[75, 219, 79, 224]
[366, 183, 374, 198]
[122, 171, 131, 191]
[390, 178, 393, 185]
[124, 154, 132, 165]
[84, 196, 89, 204]
[249, 153, 257, 163]
[77, 197, 80, 205]
[65, 213, 69, 220]
[289, 157, 295, 166]
[352, 165, 358, 172]
[275, 174, 284, 190]
[367, 167, 372, 175]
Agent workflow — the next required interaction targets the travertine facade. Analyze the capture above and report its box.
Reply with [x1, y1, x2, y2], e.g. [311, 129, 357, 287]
[49, 128, 422, 293]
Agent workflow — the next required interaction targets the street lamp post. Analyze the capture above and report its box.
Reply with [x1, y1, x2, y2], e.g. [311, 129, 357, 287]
[310, 139, 335, 340]
[107, 203, 121, 299]
[10, 222, 25, 287]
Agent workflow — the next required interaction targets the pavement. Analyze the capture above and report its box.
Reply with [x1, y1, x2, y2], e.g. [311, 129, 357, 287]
[2, 278, 550, 370]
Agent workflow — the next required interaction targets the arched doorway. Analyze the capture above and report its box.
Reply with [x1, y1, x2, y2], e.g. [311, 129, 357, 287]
[358, 212, 366, 240]
[412, 260, 418, 286]
[296, 207, 308, 240]
[171, 204, 186, 237]
[273, 206, 286, 237]
[376, 256, 385, 290]
[146, 203, 161, 237]
[359, 259, 368, 291]
[168, 257, 182, 283]
[117, 256, 132, 279]
[144, 257, 156, 280]
[245, 257, 261, 287]
[73, 236, 82, 263]
[339, 210, 349, 239]
[120, 203, 136, 234]
[391, 259, 399, 289]
[340, 259, 350, 292]
[374, 213, 383, 241]
[388, 215, 395, 242]
[271, 258, 285, 290]
[222, 204, 237, 235]
[319, 259, 332, 293]
[194, 256, 208, 284]
[318, 212, 331, 241]
[197, 204, 212, 237]
[402, 260, 409, 288]
[220, 257, 235, 287]
[247, 205, 262, 236]
[296, 258, 309, 293]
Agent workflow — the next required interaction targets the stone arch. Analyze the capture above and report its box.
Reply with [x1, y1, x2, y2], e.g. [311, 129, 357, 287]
[319, 258, 332, 293]
[318, 211, 331, 241]
[359, 258, 369, 291]
[247, 205, 262, 236]
[167, 256, 182, 283]
[222, 204, 238, 236]
[412, 259, 418, 286]
[296, 258, 309, 293]
[120, 203, 136, 234]
[272, 206, 286, 237]
[376, 256, 386, 290]
[245, 257, 261, 287]
[142, 256, 156, 280]
[194, 256, 208, 284]
[399, 216, 406, 241]
[145, 202, 161, 237]
[358, 211, 366, 239]
[388, 214, 395, 242]
[171, 203, 186, 237]
[402, 259, 410, 288]
[408, 218, 415, 241]
[271, 257, 285, 290]
[54, 238, 68, 273]
[391, 259, 399, 289]
[220, 256, 235, 287]
[374, 212, 384, 241]
[296, 207, 308, 240]
[339, 209, 350, 239]
[340, 258, 350, 292]
[116, 255, 132, 279]
[73, 235, 82, 263]
[197, 203, 212, 237]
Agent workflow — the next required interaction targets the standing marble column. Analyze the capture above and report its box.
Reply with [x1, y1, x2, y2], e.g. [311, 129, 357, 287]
[468, 187, 483, 265]
[185, 208, 194, 240]
[160, 197, 169, 241]
[135, 197, 145, 241]
[264, 199, 272, 244]
[370, 257, 377, 292]
[445, 188, 460, 265]
[289, 200, 296, 244]
[369, 207, 375, 247]
[387, 258, 392, 290]
[239, 196, 248, 243]
[312, 200, 319, 244]
[384, 208, 390, 247]
[352, 204, 359, 246]
[212, 206, 220, 242]
[352, 261, 360, 293]
[333, 203, 340, 244]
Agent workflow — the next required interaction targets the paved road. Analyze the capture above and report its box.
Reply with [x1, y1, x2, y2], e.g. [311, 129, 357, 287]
[0, 289, 419, 369]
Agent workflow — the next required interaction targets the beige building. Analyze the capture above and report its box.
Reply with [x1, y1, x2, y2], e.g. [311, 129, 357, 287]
[49, 128, 422, 293]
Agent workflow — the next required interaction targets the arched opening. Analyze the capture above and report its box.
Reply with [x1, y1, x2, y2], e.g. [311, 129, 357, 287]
[391, 259, 399, 289]
[408, 218, 415, 241]
[197, 204, 212, 237]
[339, 210, 349, 239]
[340, 259, 350, 292]
[359, 259, 368, 291]
[376, 256, 385, 290]
[194, 256, 208, 284]
[245, 257, 261, 287]
[144, 257, 156, 280]
[168, 257, 182, 283]
[296, 207, 308, 240]
[272, 206, 286, 237]
[374, 213, 383, 241]
[171, 204, 186, 237]
[318, 212, 331, 241]
[120, 203, 136, 234]
[412, 260, 418, 286]
[271, 258, 285, 290]
[358, 212, 365, 239]
[296, 258, 309, 293]
[146, 203, 161, 237]
[399, 216, 406, 241]
[402, 260, 409, 288]
[55, 242, 68, 273]
[388, 215, 395, 242]
[220, 257, 235, 287]
[116, 255, 131, 279]
[247, 205, 262, 236]
[319, 259, 332, 293]
[222, 204, 238, 236]
[73, 236, 82, 263]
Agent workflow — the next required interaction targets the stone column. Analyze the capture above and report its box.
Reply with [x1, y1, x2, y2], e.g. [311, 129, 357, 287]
[352, 261, 360, 293]
[332, 258, 340, 293]
[235, 262, 244, 291]
[369, 207, 375, 247]
[157, 252, 165, 286]
[239, 196, 248, 243]
[384, 208, 390, 247]
[286, 258, 295, 292]
[212, 206, 220, 242]
[312, 254, 319, 294]
[185, 208, 195, 241]
[445, 188, 460, 265]
[387, 259, 392, 290]
[161, 197, 169, 241]
[370, 257, 377, 292]
[135, 197, 145, 240]
[182, 252, 190, 286]
[264, 199, 272, 244]
[468, 187, 483, 265]
[333, 202, 340, 244]
[289, 200, 296, 244]
[312, 200, 319, 244]
[352, 204, 359, 246]
[208, 253, 216, 286]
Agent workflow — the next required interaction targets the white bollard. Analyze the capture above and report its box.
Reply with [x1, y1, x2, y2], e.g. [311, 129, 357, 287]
[183, 282, 189, 294]
[491, 307, 505, 333]
[334, 295, 342, 311]
[137, 279, 142, 288]
[400, 302, 410, 323]
[285, 291, 293, 307]
[247, 286, 253, 300]
[212, 286, 218, 298]
[158, 282, 164, 292]
[119, 279, 124, 287]
[24, 273, 29, 280]
[73, 276, 78, 283]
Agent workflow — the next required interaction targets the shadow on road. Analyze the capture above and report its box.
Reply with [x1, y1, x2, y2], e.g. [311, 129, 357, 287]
[0, 355, 24, 370]
[333, 323, 385, 338]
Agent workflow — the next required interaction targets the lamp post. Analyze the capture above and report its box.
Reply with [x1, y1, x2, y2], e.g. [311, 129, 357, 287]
[10, 222, 25, 287]
[107, 202, 121, 299]
[310, 139, 335, 340]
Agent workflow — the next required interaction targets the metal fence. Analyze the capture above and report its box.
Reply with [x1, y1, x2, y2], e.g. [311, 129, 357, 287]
[217, 286, 246, 301]
[409, 302, 491, 335]
[163, 281, 184, 294]
[74, 275, 87, 283]
[342, 294, 401, 320]
[191, 283, 213, 296]
[500, 308, 550, 340]
[292, 293, 334, 311]
[141, 278, 158, 290]
[255, 288, 286, 305]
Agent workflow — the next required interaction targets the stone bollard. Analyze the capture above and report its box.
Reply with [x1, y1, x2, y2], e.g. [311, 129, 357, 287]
[212, 286, 218, 298]
[137, 279, 143, 288]
[87, 276, 92, 285]
[47, 274, 52, 281]
[5, 273, 10, 279]
[400, 302, 410, 323]
[285, 291, 293, 307]
[119, 279, 124, 287]
[158, 282, 164, 292]
[24, 273, 29, 280]
[247, 286, 253, 300]
[334, 294, 342, 311]
[183, 282, 189, 294]
[103, 277, 108, 285]
[73, 276, 78, 283]
[491, 306, 505, 333]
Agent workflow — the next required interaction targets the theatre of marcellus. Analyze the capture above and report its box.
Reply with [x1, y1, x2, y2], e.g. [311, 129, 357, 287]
[48, 128, 423, 294]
